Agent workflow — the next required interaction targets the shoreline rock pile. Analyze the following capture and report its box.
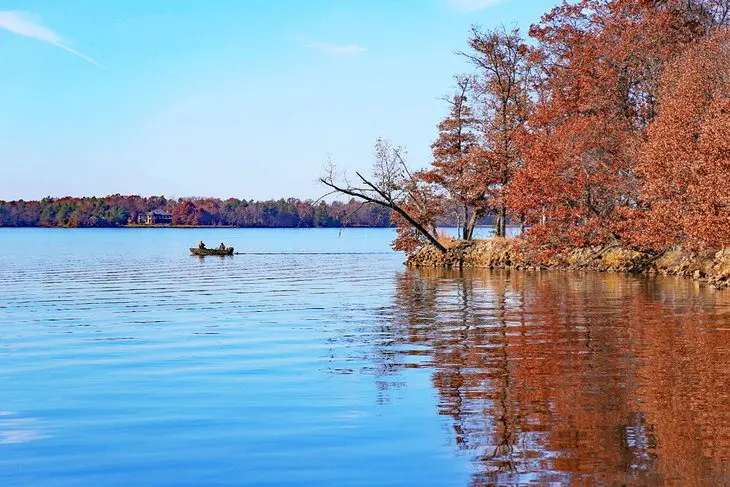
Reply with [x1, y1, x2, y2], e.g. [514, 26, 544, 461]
[406, 239, 730, 289]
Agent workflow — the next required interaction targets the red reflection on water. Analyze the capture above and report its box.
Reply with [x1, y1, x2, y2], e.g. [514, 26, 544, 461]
[391, 269, 730, 486]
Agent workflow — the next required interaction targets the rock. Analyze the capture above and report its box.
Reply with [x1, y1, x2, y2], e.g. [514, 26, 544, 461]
[406, 240, 730, 289]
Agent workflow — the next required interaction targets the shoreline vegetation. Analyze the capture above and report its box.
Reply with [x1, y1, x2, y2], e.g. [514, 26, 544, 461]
[321, 2, 730, 288]
[0, 196, 390, 228]
[407, 239, 730, 289]
[0, 195, 498, 229]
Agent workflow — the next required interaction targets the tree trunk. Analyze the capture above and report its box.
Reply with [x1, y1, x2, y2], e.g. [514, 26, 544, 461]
[495, 204, 507, 238]
[502, 204, 507, 237]
[464, 210, 479, 241]
[389, 205, 446, 252]
[462, 205, 469, 240]
[319, 176, 447, 253]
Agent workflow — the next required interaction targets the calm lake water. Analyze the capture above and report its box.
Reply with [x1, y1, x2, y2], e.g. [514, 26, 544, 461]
[1, 228, 729, 486]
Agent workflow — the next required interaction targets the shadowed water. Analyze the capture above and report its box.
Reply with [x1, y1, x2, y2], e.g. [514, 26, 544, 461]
[0, 228, 728, 486]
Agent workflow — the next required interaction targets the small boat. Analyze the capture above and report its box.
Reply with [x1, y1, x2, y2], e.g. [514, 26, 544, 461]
[190, 247, 234, 256]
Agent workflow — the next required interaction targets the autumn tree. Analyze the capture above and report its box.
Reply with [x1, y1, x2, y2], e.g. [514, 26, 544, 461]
[172, 200, 196, 225]
[631, 31, 730, 250]
[421, 77, 486, 240]
[509, 0, 717, 251]
[461, 26, 532, 238]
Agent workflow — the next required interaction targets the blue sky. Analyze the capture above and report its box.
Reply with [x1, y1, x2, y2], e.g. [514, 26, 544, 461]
[0, 0, 558, 201]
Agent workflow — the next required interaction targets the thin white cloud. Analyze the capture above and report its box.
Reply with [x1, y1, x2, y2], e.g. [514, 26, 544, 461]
[297, 37, 367, 56]
[0, 11, 102, 67]
[312, 41, 367, 55]
[447, 0, 508, 12]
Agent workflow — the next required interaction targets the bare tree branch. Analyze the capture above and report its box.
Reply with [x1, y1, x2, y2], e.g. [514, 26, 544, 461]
[319, 139, 447, 253]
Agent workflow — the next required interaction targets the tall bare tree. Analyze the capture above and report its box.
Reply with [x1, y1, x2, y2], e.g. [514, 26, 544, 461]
[320, 138, 447, 253]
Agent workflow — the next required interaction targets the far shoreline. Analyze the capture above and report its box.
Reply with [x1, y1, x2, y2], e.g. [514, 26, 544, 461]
[0, 225, 394, 229]
[0, 224, 519, 230]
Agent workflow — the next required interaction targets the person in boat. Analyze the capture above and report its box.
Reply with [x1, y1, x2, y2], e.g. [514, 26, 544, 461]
[219, 242, 226, 250]
[198, 240, 206, 249]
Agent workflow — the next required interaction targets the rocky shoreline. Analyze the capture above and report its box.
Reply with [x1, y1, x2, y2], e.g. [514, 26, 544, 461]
[406, 239, 730, 289]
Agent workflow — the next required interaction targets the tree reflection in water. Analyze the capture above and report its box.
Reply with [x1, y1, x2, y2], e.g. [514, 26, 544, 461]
[383, 268, 730, 486]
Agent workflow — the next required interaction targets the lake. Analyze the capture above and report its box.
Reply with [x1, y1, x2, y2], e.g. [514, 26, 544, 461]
[1, 228, 728, 486]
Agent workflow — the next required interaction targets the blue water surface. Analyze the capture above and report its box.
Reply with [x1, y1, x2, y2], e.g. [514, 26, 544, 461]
[0, 228, 470, 487]
[1, 228, 728, 486]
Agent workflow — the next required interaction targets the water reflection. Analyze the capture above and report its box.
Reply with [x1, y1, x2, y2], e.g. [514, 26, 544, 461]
[385, 269, 730, 486]
[0, 411, 47, 445]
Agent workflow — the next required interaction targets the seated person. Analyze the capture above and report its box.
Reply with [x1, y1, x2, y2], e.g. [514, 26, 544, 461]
[198, 240, 206, 249]
[219, 242, 226, 250]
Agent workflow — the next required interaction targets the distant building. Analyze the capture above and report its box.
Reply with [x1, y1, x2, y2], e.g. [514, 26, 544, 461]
[139, 209, 172, 225]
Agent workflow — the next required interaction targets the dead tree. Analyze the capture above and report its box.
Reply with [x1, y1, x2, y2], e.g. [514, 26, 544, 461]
[320, 138, 447, 253]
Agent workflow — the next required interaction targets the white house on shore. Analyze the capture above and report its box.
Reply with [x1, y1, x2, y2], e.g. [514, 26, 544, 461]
[137, 209, 172, 225]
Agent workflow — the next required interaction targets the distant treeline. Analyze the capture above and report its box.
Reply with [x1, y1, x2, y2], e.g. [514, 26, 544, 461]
[0, 195, 393, 228]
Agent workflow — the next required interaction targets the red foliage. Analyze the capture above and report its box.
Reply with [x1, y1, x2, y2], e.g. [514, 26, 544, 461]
[421, 77, 487, 240]
[629, 31, 730, 250]
[510, 0, 716, 250]
[418, 27, 531, 241]
[171, 201, 196, 225]
[466, 27, 532, 237]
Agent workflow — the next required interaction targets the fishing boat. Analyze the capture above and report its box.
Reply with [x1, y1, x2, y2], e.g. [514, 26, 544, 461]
[190, 247, 234, 256]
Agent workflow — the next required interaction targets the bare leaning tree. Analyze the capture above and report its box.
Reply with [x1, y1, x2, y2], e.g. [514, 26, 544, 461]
[319, 138, 447, 253]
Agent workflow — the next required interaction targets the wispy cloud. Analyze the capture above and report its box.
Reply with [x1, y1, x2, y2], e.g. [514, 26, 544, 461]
[0, 11, 102, 67]
[446, 0, 508, 12]
[297, 37, 367, 56]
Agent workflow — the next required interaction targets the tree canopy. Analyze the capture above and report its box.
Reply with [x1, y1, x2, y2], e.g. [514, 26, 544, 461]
[324, 0, 730, 255]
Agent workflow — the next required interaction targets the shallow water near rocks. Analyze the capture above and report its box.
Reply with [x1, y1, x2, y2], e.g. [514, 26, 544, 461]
[1, 228, 728, 486]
